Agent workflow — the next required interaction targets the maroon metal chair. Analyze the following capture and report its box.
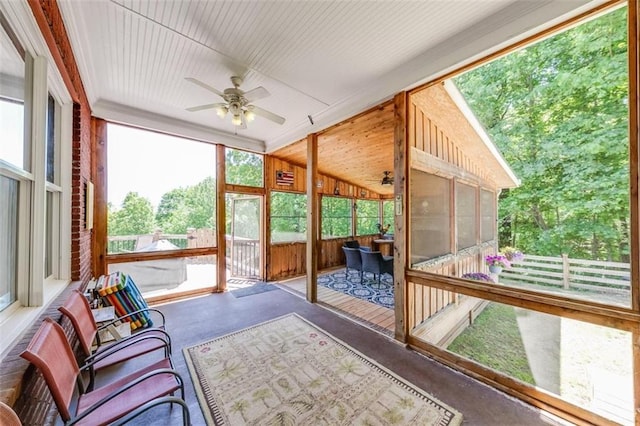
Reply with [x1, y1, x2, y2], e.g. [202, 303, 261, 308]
[59, 290, 172, 390]
[0, 402, 21, 426]
[21, 318, 190, 426]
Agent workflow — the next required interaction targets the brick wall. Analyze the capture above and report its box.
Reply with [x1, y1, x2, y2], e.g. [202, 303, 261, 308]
[72, 102, 93, 283]
[0, 283, 82, 425]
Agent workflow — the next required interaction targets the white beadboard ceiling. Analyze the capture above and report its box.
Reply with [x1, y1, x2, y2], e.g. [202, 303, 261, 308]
[58, 0, 603, 153]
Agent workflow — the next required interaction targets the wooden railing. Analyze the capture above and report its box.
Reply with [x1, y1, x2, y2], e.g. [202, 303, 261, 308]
[500, 254, 631, 294]
[225, 235, 260, 278]
[407, 250, 631, 345]
[107, 228, 217, 254]
[108, 234, 188, 253]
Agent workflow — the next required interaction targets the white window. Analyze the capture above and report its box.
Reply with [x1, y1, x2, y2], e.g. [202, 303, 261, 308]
[456, 182, 477, 250]
[410, 171, 451, 264]
[0, 6, 71, 359]
[0, 17, 27, 312]
[480, 189, 495, 242]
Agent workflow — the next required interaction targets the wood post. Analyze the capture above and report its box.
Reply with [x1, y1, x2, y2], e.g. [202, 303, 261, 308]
[393, 91, 408, 342]
[628, 1, 639, 423]
[216, 144, 227, 292]
[306, 133, 319, 302]
[92, 117, 108, 277]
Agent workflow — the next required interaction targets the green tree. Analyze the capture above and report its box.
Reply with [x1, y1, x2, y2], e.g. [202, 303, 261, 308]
[184, 177, 216, 230]
[270, 191, 307, 242]
[454, 7, 629, 261]
[321, 196, 352, 238]
[108, 192, 155, 236]
[155, 189, 188, 234]
[226, 148, 263, 187]
[155, 177, 216, 234]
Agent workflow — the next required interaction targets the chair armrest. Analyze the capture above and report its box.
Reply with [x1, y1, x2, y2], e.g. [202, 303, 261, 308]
[110, 396, 190, 426]
[94, 324, 171, 348]
[81, 333, 171, 365]
[69, 368, 185, 425]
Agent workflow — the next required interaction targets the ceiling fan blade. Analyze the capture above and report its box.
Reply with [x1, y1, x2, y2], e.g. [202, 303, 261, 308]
[186, 102, 226, 112]
[185, 77, 224, 97]
[249, 105, 285, 125]
[243, 86, 270, 103]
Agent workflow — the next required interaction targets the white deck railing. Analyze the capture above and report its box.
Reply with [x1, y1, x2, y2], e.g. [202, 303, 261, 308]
[500, 254, 630, 294]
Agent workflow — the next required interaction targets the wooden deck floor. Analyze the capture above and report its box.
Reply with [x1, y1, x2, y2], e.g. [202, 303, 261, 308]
[279, 273, 395, 336]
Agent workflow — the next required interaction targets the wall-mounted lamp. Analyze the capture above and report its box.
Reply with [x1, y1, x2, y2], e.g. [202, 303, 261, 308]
[334, 184, 340, 195]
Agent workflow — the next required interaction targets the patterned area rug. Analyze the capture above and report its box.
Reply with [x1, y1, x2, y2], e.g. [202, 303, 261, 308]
[318, 270, 394, 309]
[184, 314, 463, 426]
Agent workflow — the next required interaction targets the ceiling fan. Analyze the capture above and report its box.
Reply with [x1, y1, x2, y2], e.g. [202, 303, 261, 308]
[185, 76, 286, 128]
[381, 171, 394, 185]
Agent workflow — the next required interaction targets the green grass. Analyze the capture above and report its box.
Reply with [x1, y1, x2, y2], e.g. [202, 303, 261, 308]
[447, 303, 535, 384]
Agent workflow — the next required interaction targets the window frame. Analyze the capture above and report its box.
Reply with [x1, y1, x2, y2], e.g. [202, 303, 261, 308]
[321, 195, 353, 239]
[225, 147, 264, 188]
[106, 124, 218, 255]
[409, 170, 453, 265]
[455, 181, 478, 250]
[0, 4, 72, 359]
[355, 199, 380, 237]
[270, 190, 307, 244]
[480, 189, 496, 242]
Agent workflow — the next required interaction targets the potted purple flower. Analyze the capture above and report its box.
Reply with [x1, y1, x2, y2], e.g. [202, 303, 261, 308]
[502, 246, 524, 263]
[485, 254, 510, 274]
[461, 272, 494, 283]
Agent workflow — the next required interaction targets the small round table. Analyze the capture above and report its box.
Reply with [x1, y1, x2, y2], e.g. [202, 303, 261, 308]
[373, 239, 394, 256]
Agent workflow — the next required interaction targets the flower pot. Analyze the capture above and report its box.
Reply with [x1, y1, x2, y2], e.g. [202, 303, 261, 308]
[489, 265, 503, 274]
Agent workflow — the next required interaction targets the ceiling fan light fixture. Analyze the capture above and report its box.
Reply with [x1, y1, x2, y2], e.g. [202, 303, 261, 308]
[186, 76, 286, 128]
[215, 105, 228, 118]
[381, 171, 394, 185]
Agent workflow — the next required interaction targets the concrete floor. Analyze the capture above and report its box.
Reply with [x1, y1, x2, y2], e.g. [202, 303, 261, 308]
[92, 286, 570, 425]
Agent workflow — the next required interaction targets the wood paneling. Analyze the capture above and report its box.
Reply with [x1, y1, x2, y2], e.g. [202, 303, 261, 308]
[269, 243, 307, 281]
[409, 83, 517, 189]
[266, 157, 307, 193]
[267, 236, 379, 280]
[271, 102, 395, 196]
